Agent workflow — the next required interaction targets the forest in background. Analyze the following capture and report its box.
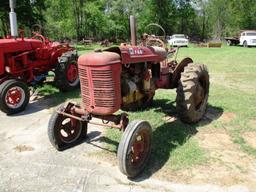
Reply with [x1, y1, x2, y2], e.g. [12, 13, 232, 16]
[0, 0, 256, 42]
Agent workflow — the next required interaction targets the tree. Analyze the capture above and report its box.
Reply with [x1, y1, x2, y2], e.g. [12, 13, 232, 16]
[0, 0, 46, 37]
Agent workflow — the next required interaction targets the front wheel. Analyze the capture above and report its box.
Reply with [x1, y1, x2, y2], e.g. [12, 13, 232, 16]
[176, 63, 209, 123]
[48, 104, 88, 151]
[0, 79, 29, 115]
[117, 120, 152, 178]
[243, 41, 248, 48]
[54, 52, 80, 92]
[227, 40, 232, 46]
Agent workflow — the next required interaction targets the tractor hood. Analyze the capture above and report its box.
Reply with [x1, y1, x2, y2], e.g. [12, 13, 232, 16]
[105, 45, 167, 64]
[78, 50, 121, 67]
[0, 38, 43, 53]
[78, 45, 167, 67]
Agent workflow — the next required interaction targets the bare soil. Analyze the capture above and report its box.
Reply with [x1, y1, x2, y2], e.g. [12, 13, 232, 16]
[242, 132, 256, 148]
[1, 99, 255, 192]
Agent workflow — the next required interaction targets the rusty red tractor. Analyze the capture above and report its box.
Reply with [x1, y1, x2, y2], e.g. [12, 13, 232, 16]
[0, 1, 79, 115]
[48, 16, 210, 178]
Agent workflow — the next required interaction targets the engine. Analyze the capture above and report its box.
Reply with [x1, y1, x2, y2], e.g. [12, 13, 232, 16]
[78, 45, 167, 116]
[121, 62, 154, 109]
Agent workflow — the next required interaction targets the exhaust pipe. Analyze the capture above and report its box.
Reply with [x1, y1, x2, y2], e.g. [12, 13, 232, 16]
[9, 0, 18, 37]
[130, 15, 137, 46]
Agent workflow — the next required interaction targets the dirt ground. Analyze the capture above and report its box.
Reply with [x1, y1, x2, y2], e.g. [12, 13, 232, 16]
[0, 98, 255, 192]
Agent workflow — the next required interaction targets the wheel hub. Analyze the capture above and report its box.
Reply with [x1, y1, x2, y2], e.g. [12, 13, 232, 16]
[58, 117, 81, 143]
[66, 63, 78, 83]
[130, 130, 149, 166]
[5, 86, 25, 109]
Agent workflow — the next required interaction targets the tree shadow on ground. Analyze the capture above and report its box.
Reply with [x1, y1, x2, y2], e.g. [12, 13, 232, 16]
[17, 88, 224, 181]
[134, 99, 224, 181]
[91, 98, 224, 181]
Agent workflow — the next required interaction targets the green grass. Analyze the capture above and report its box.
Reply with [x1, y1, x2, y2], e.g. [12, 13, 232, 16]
[74, 43, 102, 55]
[167, 139, 207, 170]
[104, 45, 256, 172]
[177, 46, 256, 157]
[38, 44, 256, 173]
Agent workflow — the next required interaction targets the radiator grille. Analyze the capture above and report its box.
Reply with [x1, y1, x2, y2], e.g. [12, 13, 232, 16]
[92, 70, 112, 79]
[79, 68, 90, 108]
[92, 70, 115, 108]
[79, 68, 116, 109]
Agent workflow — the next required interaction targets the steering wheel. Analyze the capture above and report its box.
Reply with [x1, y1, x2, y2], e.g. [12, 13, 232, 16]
[31, 32, 46, 44]
[141, 23, 168, 49]
[145, 36, 166, 48]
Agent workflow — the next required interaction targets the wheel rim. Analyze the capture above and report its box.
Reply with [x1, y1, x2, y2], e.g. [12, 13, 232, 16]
[5, 86, 25, 109]
[194, 75, 209, 110]
[66, 63, 79, 85]
[57, 116, 82, 144]
[129, 129, 150, 167]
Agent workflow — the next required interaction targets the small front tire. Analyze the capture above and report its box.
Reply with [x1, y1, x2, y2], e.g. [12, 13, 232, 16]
[0, 79, 29, 115]
[117, 120, 152, 178]
[48, 104, 87, 151]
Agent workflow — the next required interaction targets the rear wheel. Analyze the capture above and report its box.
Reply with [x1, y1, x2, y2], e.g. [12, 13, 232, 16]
[48, 104, 87, 151]
[117, 120, 152, 178]
[0, 79, 29, 115]
[54, 52, 80, 92]
[176, 63, 209, 123]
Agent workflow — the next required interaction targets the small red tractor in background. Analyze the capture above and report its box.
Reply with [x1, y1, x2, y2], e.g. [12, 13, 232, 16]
[0, 1, 79, 115]
[48, 16, 210, 178]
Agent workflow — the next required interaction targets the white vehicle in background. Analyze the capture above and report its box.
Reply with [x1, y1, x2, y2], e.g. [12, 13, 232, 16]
[167, 34, 189, 47]
[239, 31, 256, 47]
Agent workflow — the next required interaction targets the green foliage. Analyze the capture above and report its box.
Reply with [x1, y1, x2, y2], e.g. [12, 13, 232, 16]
[0, 0, 256, 41]
[0, 0, 46, 37]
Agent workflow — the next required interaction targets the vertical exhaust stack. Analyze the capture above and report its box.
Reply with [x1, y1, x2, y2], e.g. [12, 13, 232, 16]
[130, 15, 137, 46]
[9, 0, 18, 37]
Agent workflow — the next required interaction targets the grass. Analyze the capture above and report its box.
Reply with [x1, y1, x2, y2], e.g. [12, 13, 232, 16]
[104, 45, 256, 173]
[38, 43, 256, 174]
[177, 45, 256, 157]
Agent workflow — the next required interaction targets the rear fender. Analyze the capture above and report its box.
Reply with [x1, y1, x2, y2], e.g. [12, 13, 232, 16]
[169, 57, 193, 88]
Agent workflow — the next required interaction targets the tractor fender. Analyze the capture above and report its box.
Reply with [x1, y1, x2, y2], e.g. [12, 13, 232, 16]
[170, 57, 193, 88]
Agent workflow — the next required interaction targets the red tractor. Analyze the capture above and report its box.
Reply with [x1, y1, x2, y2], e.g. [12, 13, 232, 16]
[48, 16, 210, 178]
[0, 1, 79, 114]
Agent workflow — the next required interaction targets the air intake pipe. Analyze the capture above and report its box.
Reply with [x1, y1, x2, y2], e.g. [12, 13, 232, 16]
[130, 15, 137, 46]
[9, 0, 18, 37]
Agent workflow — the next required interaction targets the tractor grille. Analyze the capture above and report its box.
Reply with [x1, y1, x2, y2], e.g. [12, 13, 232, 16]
[79, 68, 116, 109]
[79, 68, 90, 107]
[91, 70, 115, 108]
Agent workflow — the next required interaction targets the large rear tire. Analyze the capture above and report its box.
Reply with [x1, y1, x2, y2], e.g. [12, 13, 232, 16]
[48, 104, 87, 151]
[0, 79, 29, 115]
[54, 51, 80, 92]
[176, 63, 209, 123]
[117, 120, 152, 178]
